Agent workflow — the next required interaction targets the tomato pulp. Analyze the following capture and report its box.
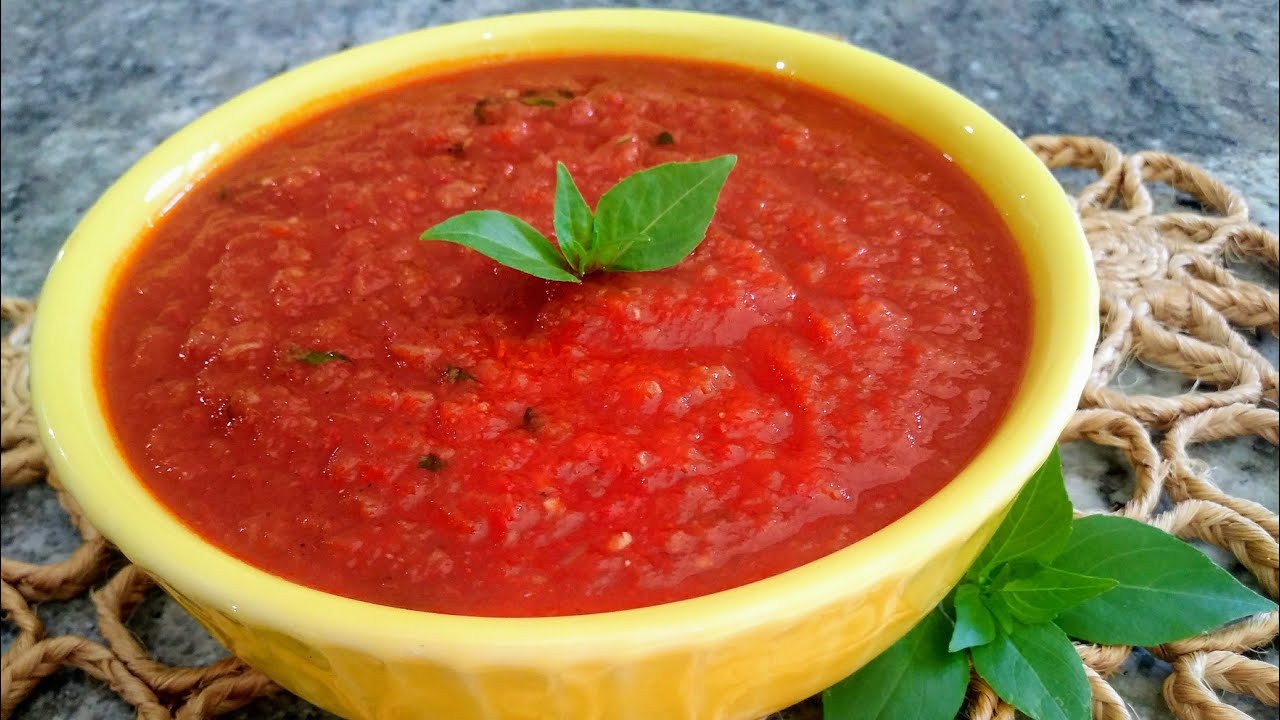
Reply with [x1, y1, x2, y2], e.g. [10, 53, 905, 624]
[100, 57, 1031, 616]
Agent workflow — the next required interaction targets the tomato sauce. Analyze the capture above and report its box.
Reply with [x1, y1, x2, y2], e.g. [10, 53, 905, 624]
[99, 57, 1031, 616]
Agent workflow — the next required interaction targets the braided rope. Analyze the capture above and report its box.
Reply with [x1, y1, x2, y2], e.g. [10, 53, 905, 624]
[1163, 652, 1279, 719]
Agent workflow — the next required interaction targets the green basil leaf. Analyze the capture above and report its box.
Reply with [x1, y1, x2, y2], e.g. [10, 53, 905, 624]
[295, 349, 350, 365]
[553, 162, 593, 274]
[1051, 515, 1276, 645]
[419, 158, 736, 280]
[421, 210, 579, 283]
[990, 564, 1117, 625]
[599, 234, 647, 269]
[443, 365, 476, 383]
[823, 607, 968, 720]
[949, 583, 997, 652]
[970, 446, 1073, 580]
[417, 453, 446, 472]
[473, 98, 492, 124]
[593, 155, 737, 272]
[971, 621, 1091, 720]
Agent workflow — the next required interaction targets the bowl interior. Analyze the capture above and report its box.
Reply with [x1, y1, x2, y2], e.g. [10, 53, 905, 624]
[32, 8, 1096, 662]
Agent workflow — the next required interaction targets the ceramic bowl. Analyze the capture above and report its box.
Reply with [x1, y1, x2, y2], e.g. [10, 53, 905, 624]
[32, 9, 1096, 720]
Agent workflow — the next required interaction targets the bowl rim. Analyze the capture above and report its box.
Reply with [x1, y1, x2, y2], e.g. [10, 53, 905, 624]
[31, 8, 1097, 662]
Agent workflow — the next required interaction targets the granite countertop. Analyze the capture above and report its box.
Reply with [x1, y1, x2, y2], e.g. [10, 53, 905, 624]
[2, 1, 1277, 719]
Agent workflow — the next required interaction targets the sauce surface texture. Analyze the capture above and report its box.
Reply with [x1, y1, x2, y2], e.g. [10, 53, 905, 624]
[101, 57, 1031, 616]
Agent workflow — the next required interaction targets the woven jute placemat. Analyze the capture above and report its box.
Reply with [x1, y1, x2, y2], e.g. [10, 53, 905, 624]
[1, 135, 1277, 719]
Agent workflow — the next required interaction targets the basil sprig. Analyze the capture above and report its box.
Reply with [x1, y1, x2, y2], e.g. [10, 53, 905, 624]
[823, 447, 1276, 720]
[420, 156, 736, 281]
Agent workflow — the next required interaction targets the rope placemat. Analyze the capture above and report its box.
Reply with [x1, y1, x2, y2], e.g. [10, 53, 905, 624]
[2, 135, 1277, 720]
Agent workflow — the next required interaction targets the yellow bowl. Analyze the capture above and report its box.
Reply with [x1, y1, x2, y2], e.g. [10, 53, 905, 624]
[32, 9, 1096, 720]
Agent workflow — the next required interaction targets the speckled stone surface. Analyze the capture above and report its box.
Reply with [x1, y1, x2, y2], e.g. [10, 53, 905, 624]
[2, 1, 1277, 719]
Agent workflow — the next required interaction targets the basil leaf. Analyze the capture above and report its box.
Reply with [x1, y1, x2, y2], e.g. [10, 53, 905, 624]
[473, 98, 492, 124]
[990, 563, 1117, 625]
[970, 447, 1073, 580]
[417, 453, 446, 472]
[553, 162, 594, 274]
[971, 621, 1091, 720]
[1051, 515, 1276, 645]
[421, 210, 579, 283]
[593, 155, 736, 272]
[599, 234, 646, 269]
[823, 607, 968, 720]
[419, 158, 736, 280]
[443, 365, 476, 383]
[949, 583, 997, 652]
[295, 349, 350, 365]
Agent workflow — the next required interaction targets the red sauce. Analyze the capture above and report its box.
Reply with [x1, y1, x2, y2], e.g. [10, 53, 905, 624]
[100, 57, 1031, 617]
